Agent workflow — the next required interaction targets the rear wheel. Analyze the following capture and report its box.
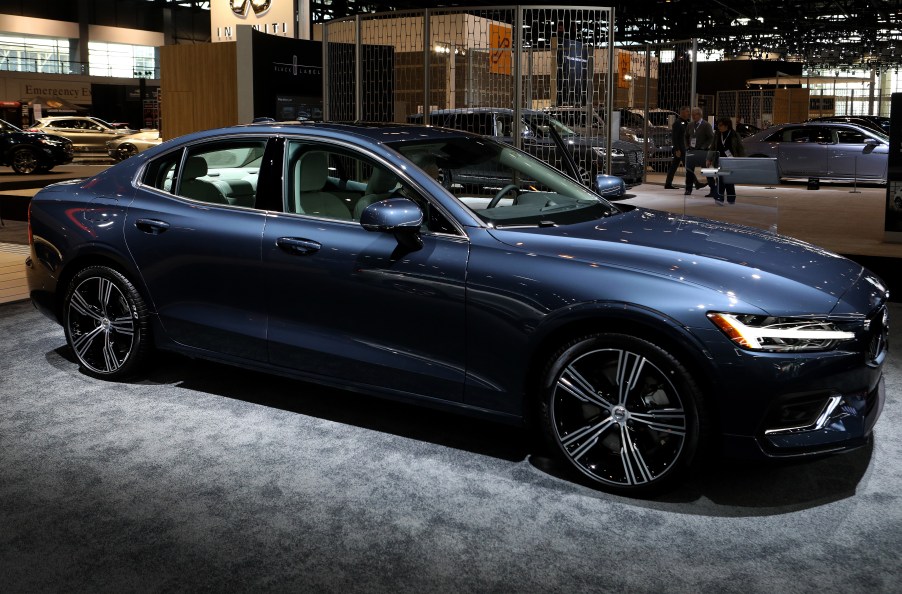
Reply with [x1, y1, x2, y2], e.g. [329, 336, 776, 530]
[11, 147, 39, 174]
[540, 333, 706, 494]
[63, 266, 151, 380]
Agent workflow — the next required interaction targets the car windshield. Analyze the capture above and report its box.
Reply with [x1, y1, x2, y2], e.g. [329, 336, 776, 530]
[525, 113, 578, 139]
[0, 119, 22, 132]
[388, 136, 618, 228]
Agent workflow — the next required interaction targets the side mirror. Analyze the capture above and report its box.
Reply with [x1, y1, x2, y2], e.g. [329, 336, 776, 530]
[360, 197, 424, 250]
[863, 138, 879, 154]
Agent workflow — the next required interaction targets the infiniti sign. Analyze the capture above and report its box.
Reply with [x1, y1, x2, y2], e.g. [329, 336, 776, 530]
[231, 0, 272, 17]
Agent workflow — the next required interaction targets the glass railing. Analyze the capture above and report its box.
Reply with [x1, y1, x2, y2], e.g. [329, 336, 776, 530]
[0, 57, 159, 79]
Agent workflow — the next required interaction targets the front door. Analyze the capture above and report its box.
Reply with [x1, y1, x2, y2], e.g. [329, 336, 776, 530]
[262, 140, 469, 401]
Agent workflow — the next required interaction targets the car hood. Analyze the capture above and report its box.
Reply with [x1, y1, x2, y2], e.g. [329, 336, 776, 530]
[15, 131, 70, 144]
[487, 208, 863, 315]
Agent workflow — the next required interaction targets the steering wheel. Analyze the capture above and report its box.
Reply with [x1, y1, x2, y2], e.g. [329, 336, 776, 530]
[486, 184, 520, 208]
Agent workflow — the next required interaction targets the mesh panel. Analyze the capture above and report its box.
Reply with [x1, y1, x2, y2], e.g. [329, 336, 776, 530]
[323, 7, 626, 187]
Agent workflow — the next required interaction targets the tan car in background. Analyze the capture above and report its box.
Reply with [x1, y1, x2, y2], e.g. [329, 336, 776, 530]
[106, 130, 162, 161]
[28, 116, 135, 154]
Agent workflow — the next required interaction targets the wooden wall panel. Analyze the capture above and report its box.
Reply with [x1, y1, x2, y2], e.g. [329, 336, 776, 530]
[160, 43, 238, 140]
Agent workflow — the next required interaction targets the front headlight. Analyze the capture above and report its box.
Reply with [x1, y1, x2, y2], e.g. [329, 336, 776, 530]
[707, 312, 856, 352]
[592, 147, 625, 157]
[38, 137, 61, 146]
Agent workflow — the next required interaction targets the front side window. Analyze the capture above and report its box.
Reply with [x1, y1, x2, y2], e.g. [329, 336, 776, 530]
[284, 141, 456, 234]
[835, 128, 867, 144]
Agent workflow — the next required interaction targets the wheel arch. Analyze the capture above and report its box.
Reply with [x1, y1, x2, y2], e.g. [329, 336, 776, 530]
[53, 246, 151, 323]
[522, 303, 722, 431]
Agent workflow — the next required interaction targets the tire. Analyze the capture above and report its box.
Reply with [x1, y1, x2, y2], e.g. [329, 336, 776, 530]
[63, 266, 151, 380]
[11, 147, 39, 174]
[116, 143, 139, 161]
[540, 333, 707, 494]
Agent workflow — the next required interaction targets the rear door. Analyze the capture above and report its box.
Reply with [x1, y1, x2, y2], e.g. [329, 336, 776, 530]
[775, 126, 830, 177]
[123, 136, 272, 360]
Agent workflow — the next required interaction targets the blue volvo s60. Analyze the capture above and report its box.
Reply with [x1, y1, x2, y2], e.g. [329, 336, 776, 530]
[26, 122, 888, 495]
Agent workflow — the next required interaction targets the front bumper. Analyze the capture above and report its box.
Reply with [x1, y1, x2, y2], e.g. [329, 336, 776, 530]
[759, 376, 884, 454]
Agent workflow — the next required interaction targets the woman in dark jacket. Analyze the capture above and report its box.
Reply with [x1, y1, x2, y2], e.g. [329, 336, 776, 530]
[707, 117, 746, 204]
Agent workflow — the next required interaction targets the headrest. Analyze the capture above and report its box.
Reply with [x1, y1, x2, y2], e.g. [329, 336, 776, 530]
[298, 151, 329, 192]
[183, 155, 208, 180]
[366, 167, 399, 195]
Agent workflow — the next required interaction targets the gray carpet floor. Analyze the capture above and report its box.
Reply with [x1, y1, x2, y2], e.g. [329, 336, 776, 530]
[1, 299, 901, 592]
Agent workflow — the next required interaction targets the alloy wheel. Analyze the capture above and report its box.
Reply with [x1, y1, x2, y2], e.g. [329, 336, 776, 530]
[65, 271, 141, 377]
[547, 340, 693, 490]
[11, 148, 38, 174]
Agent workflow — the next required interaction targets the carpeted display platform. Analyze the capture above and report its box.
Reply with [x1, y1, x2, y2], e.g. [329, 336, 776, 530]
[1, 299, 900, 592]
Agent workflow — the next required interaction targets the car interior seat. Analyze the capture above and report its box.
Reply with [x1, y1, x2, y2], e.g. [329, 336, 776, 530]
[353, 167, 400, 219]
[179, 156, 229, 204]
[294, 151, 350, 219]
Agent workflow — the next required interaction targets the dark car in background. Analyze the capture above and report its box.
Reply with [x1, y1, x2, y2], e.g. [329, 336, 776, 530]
[0, 118, 73, 174]
[544, 106, 670, 168]
[410, 107, 643, 193]
[743, 121, 888, 183]
[26, 121, 887, 495]
[617, 107, 677, 167]
[806, 115, 890, 136]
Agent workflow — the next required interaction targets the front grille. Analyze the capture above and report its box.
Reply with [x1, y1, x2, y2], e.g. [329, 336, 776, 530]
[627, 151, 644, 165]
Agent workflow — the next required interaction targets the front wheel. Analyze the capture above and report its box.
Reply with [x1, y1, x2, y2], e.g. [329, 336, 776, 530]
[540, 333, 707, 494]
[116, 143, 139, 161]
[11, 147, 39, 174]
[63, 266, 151, 380]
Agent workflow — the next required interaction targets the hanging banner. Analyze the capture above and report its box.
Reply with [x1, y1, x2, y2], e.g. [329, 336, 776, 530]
[489, 24, 512, 76]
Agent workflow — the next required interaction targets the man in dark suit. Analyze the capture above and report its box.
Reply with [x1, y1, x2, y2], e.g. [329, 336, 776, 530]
[664, 106, 690, 189]
[684, 107, 714, 195]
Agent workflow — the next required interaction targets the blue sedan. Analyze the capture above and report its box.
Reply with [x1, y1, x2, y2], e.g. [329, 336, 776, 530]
[26, 122, 888, 495]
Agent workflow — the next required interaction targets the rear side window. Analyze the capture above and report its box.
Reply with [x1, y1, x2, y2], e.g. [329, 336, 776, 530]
[141, 139, 267, 208]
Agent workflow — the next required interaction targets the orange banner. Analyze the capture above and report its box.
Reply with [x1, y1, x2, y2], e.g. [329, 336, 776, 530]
[490, 24, 512, 75]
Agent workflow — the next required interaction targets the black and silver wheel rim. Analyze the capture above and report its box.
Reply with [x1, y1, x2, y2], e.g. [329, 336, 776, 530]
[12, 150, 37, 174]
[551, 348, 687, 487]
[117, 144, 138, 160]
[67, 276, 137, 375]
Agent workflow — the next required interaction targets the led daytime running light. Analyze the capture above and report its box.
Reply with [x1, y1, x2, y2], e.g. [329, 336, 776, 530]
[707, 312, 855, 351]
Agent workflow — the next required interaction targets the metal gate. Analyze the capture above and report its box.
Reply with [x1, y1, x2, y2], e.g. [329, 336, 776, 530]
[319, 9, 702, 186]
[321, 6, 625, 183]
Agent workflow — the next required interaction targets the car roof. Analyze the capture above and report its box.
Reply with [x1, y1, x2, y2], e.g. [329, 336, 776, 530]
[243, 120, 477, 143]
[414, 107, 548, 117]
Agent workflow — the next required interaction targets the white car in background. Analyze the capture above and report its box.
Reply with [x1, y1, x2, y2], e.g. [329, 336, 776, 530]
[107, 130, 163, 161]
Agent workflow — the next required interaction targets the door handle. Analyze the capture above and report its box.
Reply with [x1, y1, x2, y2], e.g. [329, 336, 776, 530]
[276, 237, 322, 255]
[135, 218, 170, 235]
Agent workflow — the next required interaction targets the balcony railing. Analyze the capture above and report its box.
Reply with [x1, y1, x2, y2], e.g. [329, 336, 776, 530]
[0, 56, 159, 79]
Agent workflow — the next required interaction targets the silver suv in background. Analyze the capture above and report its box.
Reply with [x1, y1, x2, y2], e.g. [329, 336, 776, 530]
[28, 116, 137, 154]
